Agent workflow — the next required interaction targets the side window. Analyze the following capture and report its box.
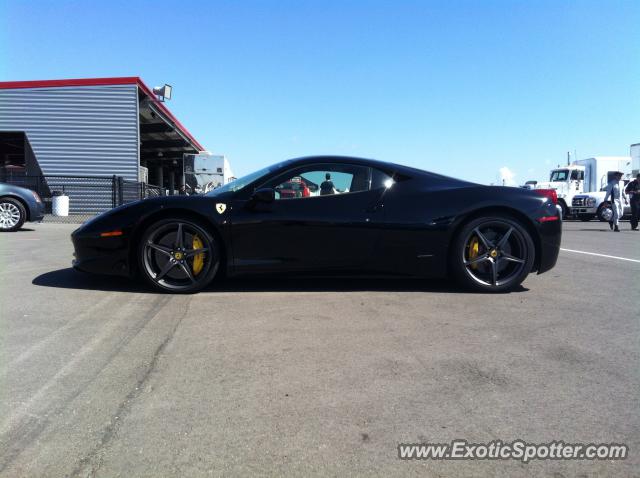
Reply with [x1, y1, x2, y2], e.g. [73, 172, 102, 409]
[570, 170, 584, 181]
[268, 164, 370, 200]
[371, 168, 394, 190]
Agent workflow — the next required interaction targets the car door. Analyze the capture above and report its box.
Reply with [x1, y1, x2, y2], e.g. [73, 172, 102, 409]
[229, 163, 386, 274]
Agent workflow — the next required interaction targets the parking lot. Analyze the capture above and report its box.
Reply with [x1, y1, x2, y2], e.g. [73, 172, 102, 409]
[0, 220, 638, 477]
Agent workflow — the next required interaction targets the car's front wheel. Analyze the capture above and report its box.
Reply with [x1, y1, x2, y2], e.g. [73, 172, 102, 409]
[0, 198, 26, 232]
[557, 200, 568, 220]
[597, 203, 613, 222]
[451, 216, 535, 292]
[138, 218, 220, 293]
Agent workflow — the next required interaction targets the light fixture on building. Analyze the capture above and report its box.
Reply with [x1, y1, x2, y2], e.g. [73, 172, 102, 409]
[153, 84, 172, 102]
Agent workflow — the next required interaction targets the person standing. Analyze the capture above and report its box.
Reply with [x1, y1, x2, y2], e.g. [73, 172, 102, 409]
[625, 173, 640, 231]
[320, 173, 337, 196]
[603, 171, 628, 232]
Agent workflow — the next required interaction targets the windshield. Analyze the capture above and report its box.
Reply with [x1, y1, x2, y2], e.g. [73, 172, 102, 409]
[206, 161, 290, 196]
[550, 169, 569, 182]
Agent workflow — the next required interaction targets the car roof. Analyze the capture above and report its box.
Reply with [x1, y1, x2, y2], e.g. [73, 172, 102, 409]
[284, 155, 476, 186]
[285, 155, 431, 177]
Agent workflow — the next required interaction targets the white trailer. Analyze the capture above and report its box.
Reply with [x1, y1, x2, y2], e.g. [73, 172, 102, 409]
[184, 152, 235, 194]
[631, 143, 640, 177]
[574, 157, 631, 192]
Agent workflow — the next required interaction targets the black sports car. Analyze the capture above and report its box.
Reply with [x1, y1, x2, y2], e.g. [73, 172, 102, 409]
[72, 156, 561, 293]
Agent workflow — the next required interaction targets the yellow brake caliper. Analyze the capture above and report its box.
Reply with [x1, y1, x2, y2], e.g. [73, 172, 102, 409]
[192, 234, 205, 276]
[468, 236, 480, 269]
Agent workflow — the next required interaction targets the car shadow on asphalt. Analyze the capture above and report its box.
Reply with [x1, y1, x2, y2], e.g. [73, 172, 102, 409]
[32, 268, 151, 293]
[32, 268, 529, 294]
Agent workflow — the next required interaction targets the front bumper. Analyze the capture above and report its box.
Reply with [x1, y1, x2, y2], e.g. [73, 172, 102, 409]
[570, 207, 596, 215]
[30, 201, 45, 222]
[71, 232, 132, 277]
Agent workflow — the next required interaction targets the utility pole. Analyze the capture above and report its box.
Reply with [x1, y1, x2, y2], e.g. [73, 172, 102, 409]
[567, 151, 570, 166]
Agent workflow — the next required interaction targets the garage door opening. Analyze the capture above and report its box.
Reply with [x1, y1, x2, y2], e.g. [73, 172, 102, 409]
[0, 132, 42, 180]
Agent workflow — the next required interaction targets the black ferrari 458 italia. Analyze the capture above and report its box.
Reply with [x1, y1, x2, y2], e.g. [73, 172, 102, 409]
[72, 156, 561, 293]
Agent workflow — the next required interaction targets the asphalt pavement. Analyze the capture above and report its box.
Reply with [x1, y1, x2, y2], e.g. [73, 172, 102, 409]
[0, 220, 638, 477]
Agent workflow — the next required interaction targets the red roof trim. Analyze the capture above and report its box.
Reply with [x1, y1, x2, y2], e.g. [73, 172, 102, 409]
[0, 77, 140, 89]
[134, 79, 204, 151]
[0, 77, 204, 151]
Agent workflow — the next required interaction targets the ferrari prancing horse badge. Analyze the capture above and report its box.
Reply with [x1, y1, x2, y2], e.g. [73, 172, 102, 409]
[216, 203, 227, 214]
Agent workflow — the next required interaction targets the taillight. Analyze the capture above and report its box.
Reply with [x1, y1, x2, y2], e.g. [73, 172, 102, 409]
[534, 189, 558, 204]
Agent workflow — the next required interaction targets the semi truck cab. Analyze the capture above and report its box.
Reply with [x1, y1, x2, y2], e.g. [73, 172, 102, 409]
[534, 166, 585, 218]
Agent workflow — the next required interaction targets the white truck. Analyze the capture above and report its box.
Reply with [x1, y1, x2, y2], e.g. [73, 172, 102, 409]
[571, 181, 632, 222]
[570, 156, 633, 222]
[534, 156, 631, 219]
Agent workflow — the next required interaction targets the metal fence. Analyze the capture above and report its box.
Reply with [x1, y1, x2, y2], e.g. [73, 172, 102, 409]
[120, 179, 163, 204]
[0, 174, 164, 223]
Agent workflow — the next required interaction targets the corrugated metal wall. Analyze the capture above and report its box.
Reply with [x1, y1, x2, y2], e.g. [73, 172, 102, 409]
[0, 84, 139, 180]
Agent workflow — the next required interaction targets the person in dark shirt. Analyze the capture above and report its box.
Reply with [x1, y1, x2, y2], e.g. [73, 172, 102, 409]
[320, 173, 336, 195]
[625, 173, 640, 231]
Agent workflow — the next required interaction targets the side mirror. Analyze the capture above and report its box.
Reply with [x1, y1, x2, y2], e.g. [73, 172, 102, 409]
[251, 188, 275, 203]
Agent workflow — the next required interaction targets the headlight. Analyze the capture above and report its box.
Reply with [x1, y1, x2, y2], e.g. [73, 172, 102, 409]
[31, 190, 42, 203]
[586, 198, 597, 207]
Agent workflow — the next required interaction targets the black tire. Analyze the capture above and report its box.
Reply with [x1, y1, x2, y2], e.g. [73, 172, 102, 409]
[0, 197, 26, 232]
[578, 214, 595, 222]
[558, 200, 568, 220]
[597, 204, 612, 222]
[137, 218, 220, 293]
[450, 215, 535, 293]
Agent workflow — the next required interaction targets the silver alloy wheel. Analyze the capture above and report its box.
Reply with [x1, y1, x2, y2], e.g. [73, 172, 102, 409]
[0, 202, 21, 229]
[462, 221, 528, 287]
[600, 206, 613, 222]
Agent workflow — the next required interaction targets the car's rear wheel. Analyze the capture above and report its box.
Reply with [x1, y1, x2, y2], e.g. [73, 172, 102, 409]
[138, 218, 220, 293]
[0, 198, 26, 232]
[451, 216, 535, 292]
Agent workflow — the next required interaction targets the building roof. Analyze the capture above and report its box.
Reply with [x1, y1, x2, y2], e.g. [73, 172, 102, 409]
[0, 77, 204, 151]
